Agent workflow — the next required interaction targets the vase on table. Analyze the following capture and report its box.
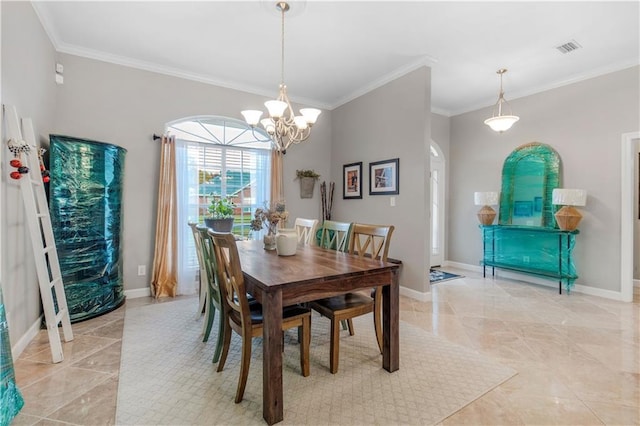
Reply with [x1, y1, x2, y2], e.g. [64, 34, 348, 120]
[263, 232, 276, 251]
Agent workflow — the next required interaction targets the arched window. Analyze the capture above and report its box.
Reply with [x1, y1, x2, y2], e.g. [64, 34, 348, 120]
[168, 116, 272, 295]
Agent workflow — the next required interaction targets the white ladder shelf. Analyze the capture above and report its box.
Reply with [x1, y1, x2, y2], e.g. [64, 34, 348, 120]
[3, 104, 73, 363]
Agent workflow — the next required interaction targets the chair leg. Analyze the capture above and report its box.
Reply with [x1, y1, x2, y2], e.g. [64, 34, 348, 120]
[373, 296, 383, 353]
[202, 303, 215, 343]
[212, 307, 225, 363]
[196, 273, 206, 319]
[347, 319, 355, 336]
[329, 318, 340, 374]
[300, 317, 310, 377]
[235, 330, 253, 403]
[216, 319, 232, 370]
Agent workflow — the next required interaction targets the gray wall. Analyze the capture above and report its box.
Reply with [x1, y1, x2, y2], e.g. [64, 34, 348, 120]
[54, 52, 332, 294]
[449, 66, 640, 292]
[1, 2, 58, 344]
[331, 67, 432, 293]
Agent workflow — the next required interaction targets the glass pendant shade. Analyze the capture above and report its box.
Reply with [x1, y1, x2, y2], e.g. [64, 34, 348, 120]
[484, 115, 519, 132]
[265, 100, 288, 118]
[485, 69, 519, 132]
[300, 108, 321, 124]
[241, 110, 263, 126]
[293, 116, 308, 129]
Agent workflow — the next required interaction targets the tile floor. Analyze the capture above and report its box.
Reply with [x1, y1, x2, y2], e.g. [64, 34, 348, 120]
[10, 270, 640, 425]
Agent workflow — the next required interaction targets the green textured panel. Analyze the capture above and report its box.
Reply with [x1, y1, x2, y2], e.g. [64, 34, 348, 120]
[499, 142, 560, 228]
[49, 135, 127, 323]
[0, 289, 24, 424]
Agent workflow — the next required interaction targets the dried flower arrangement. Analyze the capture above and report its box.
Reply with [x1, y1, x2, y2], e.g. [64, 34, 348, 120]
[250, 201, 289, 235]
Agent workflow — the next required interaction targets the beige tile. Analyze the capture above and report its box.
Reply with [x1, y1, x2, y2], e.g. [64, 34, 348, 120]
[25, 334, 118, 365]
[19, 366, 112, 417]
[507, 394, 604, 425]
[584, 399, 640, 425]
[71, 340, 122, 374]
[47, 375, 118, 425]
[442, 388, 525, 425]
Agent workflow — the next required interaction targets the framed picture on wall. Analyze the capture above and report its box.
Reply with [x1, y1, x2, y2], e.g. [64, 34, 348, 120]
[343, 162, 362, 199]
[369, 158, 399, 195]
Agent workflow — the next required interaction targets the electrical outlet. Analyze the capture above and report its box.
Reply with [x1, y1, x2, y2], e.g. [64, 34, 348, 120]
[390, 197, 396, 207]
[137, 265, 146, 276]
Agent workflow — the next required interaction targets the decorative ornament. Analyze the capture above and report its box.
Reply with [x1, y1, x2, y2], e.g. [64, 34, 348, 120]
[38, 148, 50, 183]
[10, 171, 21, 180]
[6, 138, 30, 155]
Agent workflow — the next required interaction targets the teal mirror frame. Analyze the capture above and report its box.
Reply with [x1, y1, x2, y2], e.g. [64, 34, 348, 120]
[499, 142, 561, 228]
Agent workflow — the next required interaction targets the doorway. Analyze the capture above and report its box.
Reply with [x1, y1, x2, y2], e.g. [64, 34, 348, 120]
[621, 132, 639, 302]
[430, 142, 445, 267]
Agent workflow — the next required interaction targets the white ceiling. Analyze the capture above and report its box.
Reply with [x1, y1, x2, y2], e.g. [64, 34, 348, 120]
[32, 1, 640, 116]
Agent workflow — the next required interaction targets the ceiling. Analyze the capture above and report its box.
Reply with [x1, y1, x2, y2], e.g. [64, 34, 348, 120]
[32, 1, 639, 116]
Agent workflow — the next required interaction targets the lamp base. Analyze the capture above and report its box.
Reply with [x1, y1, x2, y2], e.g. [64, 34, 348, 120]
[477, 205, 496, 226]
[554, 206, 582, 231]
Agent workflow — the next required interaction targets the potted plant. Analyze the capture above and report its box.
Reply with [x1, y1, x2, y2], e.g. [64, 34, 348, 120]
[295, 169, 320, 199]
[204, 196, 235, 232]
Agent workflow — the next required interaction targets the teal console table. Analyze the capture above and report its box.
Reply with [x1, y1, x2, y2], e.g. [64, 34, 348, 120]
[480, 225, 579, 294]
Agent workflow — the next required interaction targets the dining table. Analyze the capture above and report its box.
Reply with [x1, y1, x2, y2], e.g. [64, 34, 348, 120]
[236, 239, 400, 425]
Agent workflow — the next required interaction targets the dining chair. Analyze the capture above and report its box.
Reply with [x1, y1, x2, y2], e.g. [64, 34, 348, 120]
[294, 217, 319, 245]
[209, 230, 311, 403]
[196, 225, 227, 363]
[316, 220, 353, 333]
[317, 220, 351, 251]
[308, 223, 394, 374]
[188, 222, 210, 338]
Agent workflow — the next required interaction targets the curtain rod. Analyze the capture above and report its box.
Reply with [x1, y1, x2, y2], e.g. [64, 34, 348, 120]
[152, 134, 161, 141]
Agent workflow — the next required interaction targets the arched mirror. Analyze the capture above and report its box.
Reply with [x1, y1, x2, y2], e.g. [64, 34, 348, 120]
[499, 142, 560, 227]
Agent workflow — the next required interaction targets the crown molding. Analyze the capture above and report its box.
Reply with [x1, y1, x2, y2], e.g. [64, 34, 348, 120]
[451, 59, 640, 117]
[328, 55, 437, 111]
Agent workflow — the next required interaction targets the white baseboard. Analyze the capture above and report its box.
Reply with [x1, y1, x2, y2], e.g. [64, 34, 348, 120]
[125, 287, 151, 299]
[448, 261, 627, 301]
[400, 285, 430, 302]
[12, 315, 43, 360]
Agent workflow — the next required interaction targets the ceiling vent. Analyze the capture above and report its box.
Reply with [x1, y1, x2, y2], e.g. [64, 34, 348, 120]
[556, 40, 582, 54]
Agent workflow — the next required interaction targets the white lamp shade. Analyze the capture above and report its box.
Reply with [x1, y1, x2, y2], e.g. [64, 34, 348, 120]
[260, 118, 276, 134]
[293, 116, 308, 129]
[474, 191, 499, 206]
[300, 108, 321, 124]
[484, 115, 519, 132]
[552, 188, 587, 206]
[265, 100, 288, 118]
[241, 110, 262, 126]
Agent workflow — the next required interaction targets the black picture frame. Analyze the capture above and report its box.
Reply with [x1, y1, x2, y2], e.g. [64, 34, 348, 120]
[369, 158, 399, 195]
[343, 162, 362, 199]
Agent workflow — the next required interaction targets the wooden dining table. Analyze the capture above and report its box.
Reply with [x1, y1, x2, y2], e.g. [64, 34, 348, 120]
[236, 240, 400, 425]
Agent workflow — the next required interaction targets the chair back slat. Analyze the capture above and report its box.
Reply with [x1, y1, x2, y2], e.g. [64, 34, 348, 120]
[197, 225, 221, 304]
[209, 231, 251, 328]
[348, 223, 394, 262]
[318, 220, 352, 252]
[294, 218, 319, 245]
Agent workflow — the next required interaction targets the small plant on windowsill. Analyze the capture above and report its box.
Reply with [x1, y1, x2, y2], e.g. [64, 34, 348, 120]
[295, 170, 320, 198]
[204, 196, 235, 232]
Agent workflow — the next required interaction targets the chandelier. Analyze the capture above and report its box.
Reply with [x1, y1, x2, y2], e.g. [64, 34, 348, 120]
[484, 69, 519, 132]
[241, 2, 321, 154]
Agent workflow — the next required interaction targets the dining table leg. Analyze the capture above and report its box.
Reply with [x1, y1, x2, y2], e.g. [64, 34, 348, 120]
[262, 289, 284, 425]
[382, 269, 400, 372]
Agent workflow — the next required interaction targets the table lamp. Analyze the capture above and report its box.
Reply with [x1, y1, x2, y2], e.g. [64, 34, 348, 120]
[474, 191, 499, 225]
[552, 188, 587, 231]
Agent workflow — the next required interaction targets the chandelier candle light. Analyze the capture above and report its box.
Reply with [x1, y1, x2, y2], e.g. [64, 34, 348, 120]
[484, 69, 519, 132]
[552, 188, 587, 231]
[474, 191, 500, 225]
[241, 2, 321, 154]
